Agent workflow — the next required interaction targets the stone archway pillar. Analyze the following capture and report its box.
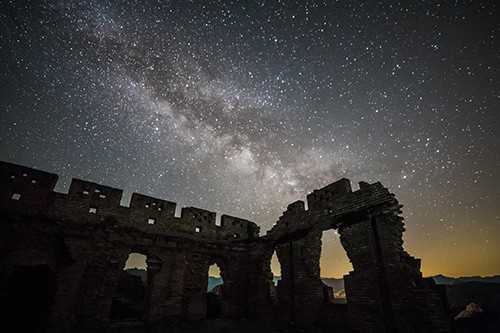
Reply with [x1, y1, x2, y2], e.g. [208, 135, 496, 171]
[76, 249, 129, 329]
[146, 250, 187, 321]
[144, 255, 162, 322]
[339, 211, 451, 332]
[183, 252, 210, 320]
[49, 260, 87, 333]
[339, 217, 390, 332]
[216, 254, 249, 318]
[245, 246, 275, 320]
[275, 229, 325, 325]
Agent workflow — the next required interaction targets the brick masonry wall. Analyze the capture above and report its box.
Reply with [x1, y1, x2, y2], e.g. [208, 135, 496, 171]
[0, 160, 451, 332]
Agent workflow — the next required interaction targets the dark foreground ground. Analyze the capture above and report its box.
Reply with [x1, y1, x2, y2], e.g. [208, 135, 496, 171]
[75, 316, 500, 333]
[100, 275, 500, 333]
[101, 319, 348, 333]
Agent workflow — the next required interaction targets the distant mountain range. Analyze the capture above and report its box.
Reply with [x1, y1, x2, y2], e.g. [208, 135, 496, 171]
[208, 276, 346, 293]
[432, 274, 500, 285]
[127, 269, 500, 296]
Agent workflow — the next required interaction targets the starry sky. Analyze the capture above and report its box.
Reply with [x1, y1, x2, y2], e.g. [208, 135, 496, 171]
[1, 0, 499, 278]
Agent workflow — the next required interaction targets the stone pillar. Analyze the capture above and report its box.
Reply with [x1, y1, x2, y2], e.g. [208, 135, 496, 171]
[339, 218, 389, 332]
[245, 246, 275, 320]
[374, 213, 451, 333]
[77, 250, 128, 329]
[183, 252, 210, 320]
[276, 229, 325, 325]
[339, 212, 451, 332]
[147, 250, 187, 321]
[48, 260, 87, 333]
[217, 254, 249, 318]
[144, 255, 162, 322]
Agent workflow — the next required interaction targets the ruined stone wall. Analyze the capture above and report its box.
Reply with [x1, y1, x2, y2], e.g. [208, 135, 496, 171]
[0, 161, 259, 241]
[0, 161, 266, 332]
[272, 201, 327, 324]
[0, 214, 265, 331]
[265, 178, 451, 332]
[338, 212, 450, 333]
[245, 244, 276, 320]
[0, 160, 451, 332]
[320, 182, 451, 333]
[0, 161, 58, 215]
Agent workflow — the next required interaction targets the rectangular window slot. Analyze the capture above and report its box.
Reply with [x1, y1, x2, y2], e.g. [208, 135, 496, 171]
[10, 175, 15, 179]
[31, 179, 37, 184]
[99, 194, 106, 199]
[94, 189, 100, 193]
[195, 226, 201, 233]
[83, 190, 89, 195]
[89, 207, 97, 214]
[22, 173, 27, 177]
[148, 218, 156, 225]
[11, 193, 21, 200]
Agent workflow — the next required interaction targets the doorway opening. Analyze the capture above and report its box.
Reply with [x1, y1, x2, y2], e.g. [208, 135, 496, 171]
[270, 250, 282, 303]
[5, 265, 57, 332]
[320, 229, 352, 303]
[110, 253, 148, 321]
[207, 263, 224, 318]
[271, 250, 282, 285]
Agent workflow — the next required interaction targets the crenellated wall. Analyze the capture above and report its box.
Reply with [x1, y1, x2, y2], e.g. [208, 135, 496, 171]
[0, 161, 259, 241]
[0, 161, 58, 215]
[0, 160, 451, 333]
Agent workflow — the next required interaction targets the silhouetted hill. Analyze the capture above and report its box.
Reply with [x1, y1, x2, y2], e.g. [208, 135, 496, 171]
[321, 277, 344, 293]
[208, 276, 223, 291]
[433, 274, 500, 285]
[208, 276, 345, 294]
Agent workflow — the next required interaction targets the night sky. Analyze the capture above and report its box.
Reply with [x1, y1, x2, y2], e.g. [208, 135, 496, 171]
[1, 1, 499, 277]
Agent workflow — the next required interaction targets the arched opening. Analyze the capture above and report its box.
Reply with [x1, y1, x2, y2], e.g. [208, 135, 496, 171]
[206, 263, 223, 318]
[110, 253, 148, 322]
[270, 250, 282, 304]
[271, 250, 282, 286]
[4, 265, 57, 332]
[320, 229, 353, 303]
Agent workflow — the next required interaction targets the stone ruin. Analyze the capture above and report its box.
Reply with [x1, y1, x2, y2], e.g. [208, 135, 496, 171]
[0, 160, 451, 332]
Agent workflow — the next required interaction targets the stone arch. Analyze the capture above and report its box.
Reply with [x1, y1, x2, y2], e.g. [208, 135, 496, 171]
[110, 252, 148, 321]
[207, 256, 234, 317]
[270, 250, 282, 285]
[205, 253, 250, 319]
[206, 261, 224, 318]
[109, 248, 164, 323]
[270, 249, 281, 304]
[319, 229, 352, 303]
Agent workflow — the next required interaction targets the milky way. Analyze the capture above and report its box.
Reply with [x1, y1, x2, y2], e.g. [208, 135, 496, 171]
[1, 0, 499, 277]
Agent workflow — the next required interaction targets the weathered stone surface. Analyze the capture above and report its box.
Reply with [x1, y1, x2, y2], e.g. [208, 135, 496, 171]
[0, 161, 450, 332]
